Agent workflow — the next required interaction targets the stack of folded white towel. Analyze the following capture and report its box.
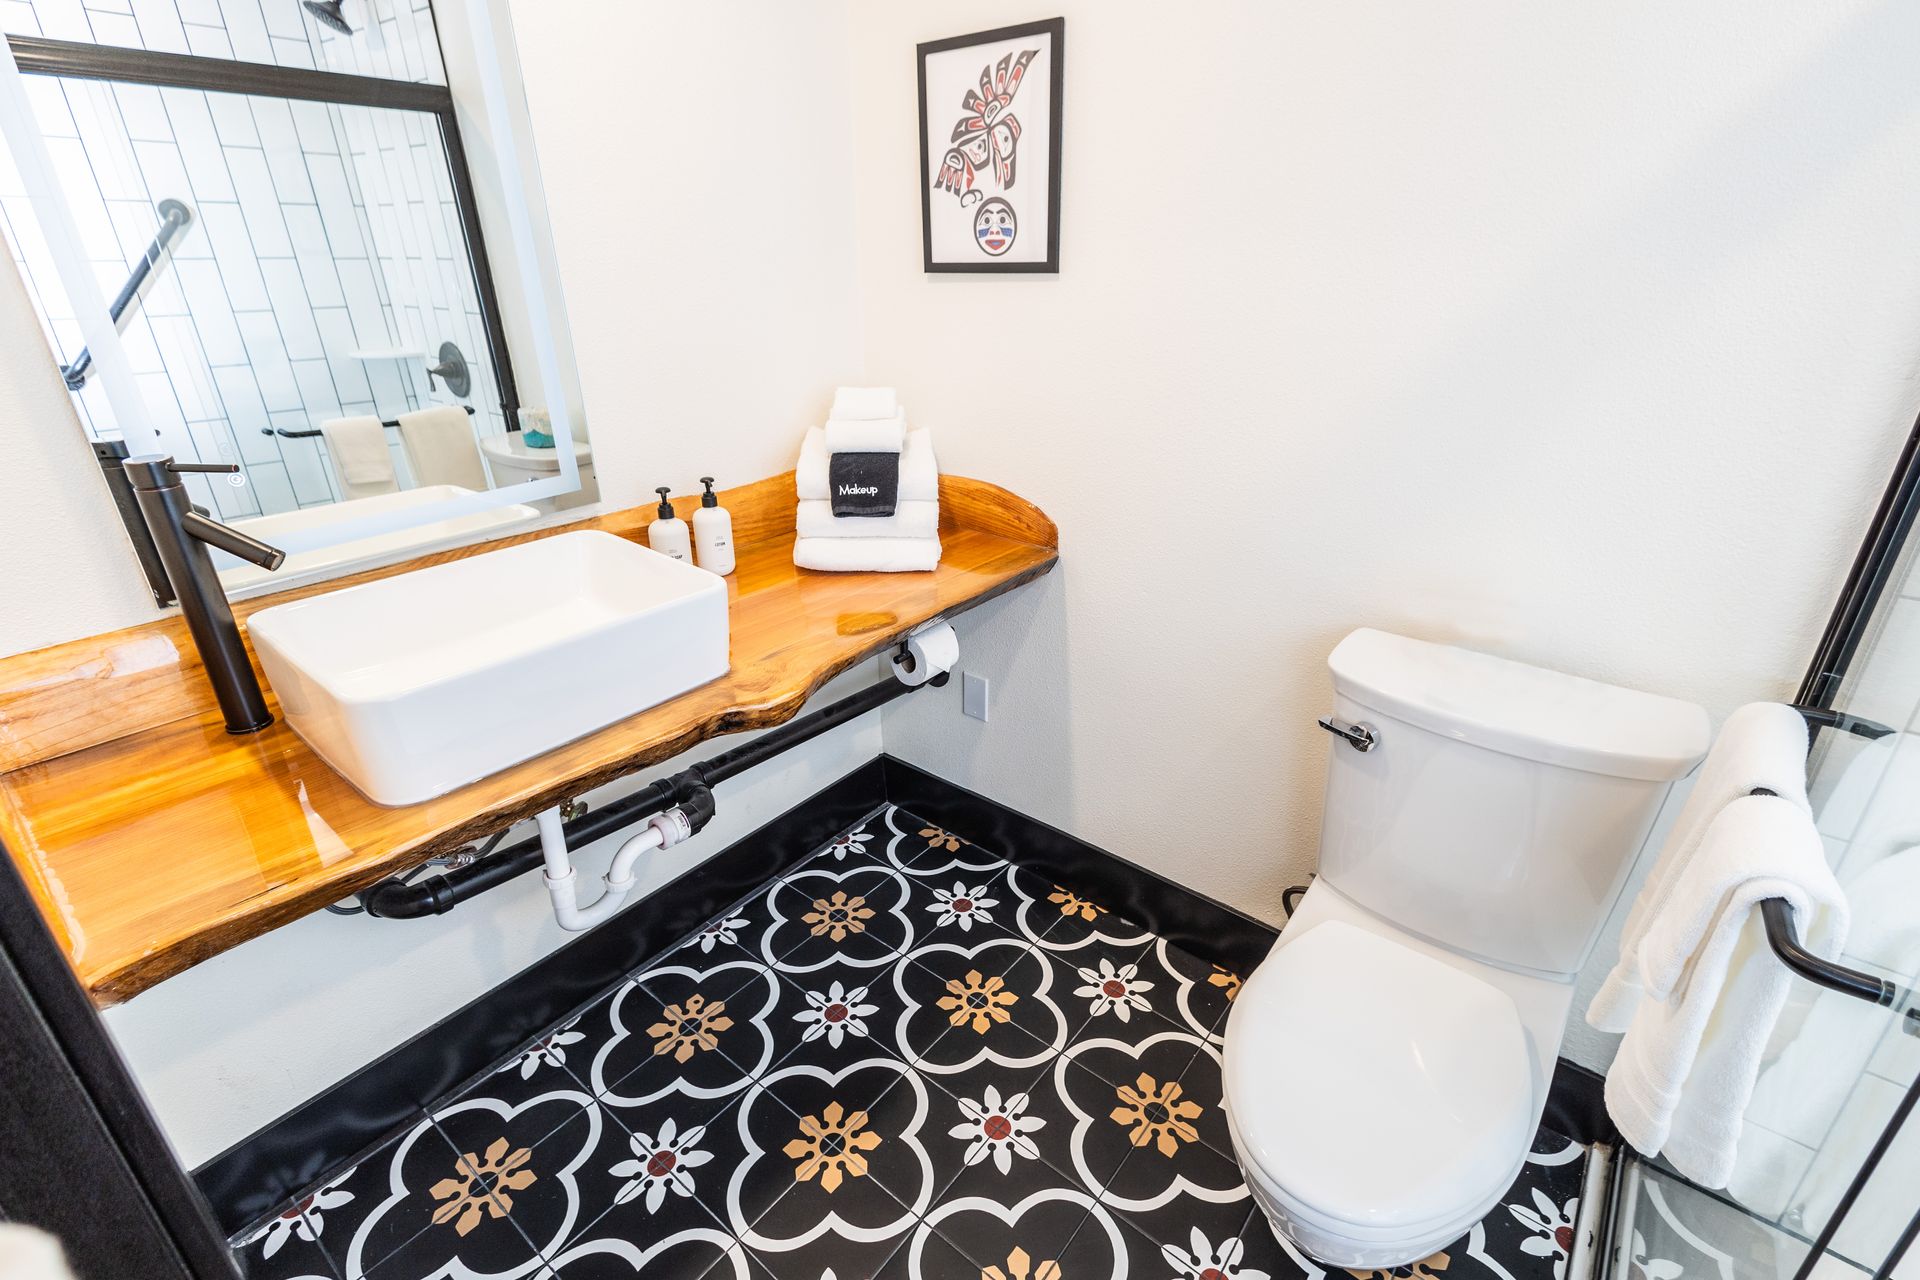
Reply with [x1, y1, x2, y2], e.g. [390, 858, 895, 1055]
[1588, 702, 1849, 1188]
[794, 386, 942, 572]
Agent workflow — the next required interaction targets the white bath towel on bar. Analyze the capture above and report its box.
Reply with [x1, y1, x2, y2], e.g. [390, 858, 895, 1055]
[1589, 702, 1810, 1033]
[797, 498, 939, 541]
[824, 408, 907, 454]
[798, 426, 937, 502]
[319, 415, 398, 500]
[1603, 793, 1847, 1188]
[830, 385, 897, 420]
[793, 535, 941, 573]
[396, 406, 488, 491]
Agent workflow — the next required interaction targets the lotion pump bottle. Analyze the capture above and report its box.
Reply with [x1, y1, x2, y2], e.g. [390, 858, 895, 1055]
[647, 486, 691, 561]
[691, 476, 735, 575]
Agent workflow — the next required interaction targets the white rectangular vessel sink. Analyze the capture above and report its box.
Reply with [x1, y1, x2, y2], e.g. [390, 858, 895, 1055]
[248, 530, 729, 806]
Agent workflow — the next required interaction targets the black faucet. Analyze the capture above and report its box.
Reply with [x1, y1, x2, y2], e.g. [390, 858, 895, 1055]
[122, 455, 287, 734]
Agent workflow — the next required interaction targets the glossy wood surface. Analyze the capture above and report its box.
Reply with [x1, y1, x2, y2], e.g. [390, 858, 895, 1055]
[0, 475, 1057, 1005]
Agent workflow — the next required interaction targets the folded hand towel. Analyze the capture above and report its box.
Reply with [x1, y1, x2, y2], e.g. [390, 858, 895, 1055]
[825, 408, 906, 454]
[799, 426, 937, 502]
[1589, 702, 1810, 1033]
[829, 451, 899, 517]
[396, 405, 488, 491]
[1603, 793, 1846, 1187]
[830, 386, 897, 421]
[794, 535, 941, 573]
[319, 415, 399, 499]
[797, 499, 939, 541]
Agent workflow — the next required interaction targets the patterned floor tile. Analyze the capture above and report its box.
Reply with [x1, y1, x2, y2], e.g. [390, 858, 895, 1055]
[920, 1162, 1122, 1278]
[241, 805, 1590, 1280]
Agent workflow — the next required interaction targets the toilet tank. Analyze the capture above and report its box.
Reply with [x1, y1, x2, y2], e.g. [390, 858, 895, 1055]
[1316, 629, 1711, 976]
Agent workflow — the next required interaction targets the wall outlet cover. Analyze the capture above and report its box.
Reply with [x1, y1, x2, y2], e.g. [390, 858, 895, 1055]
[962, 671, 989, 721]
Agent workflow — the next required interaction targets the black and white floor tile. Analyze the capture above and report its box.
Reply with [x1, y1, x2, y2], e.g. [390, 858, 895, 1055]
[236, 804, 1588, 1280]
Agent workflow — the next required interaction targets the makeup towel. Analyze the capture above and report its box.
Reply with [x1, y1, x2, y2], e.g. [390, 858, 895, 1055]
[798, 427, 937, 502]
[396, 406, 488, 491]
[1589, 702, 1811, 1033]
[794, 535, 942, 573]
[797, 499, 940, 541]
[824, 408, 907, 454]
[831, 385, 897, 421]
[828, 451, 899, 516]
[1603, 794, 1846, 1187]
[319, 415, 398, 500]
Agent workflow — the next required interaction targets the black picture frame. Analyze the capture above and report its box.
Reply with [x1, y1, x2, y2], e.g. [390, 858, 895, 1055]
[917, 18, 1064, 274]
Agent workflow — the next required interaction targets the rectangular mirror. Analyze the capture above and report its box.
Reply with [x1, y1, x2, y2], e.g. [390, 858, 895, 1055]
[0, 0, 594, 597]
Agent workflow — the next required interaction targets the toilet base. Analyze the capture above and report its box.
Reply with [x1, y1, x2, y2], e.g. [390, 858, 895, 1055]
[1236, 1138, 1524, 1267]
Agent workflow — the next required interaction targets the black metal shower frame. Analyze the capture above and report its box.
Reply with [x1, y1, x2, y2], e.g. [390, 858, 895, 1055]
[1596, 407, 1920, 1280]
[4, 34, 522, 428]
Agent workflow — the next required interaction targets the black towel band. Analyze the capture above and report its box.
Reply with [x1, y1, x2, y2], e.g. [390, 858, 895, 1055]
[828, 451, 900, 517]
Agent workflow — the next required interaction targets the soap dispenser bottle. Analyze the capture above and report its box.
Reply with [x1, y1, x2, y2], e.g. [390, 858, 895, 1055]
[692, 476, 735, 575]
[647, 486, 691, 561]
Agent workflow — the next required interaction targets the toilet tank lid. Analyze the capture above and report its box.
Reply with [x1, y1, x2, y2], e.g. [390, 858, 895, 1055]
[1328, 628, 1711, 781]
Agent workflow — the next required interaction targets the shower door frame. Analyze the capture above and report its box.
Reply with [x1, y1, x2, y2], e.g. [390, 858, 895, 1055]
[2, 32, 523, 427]
[1597, 406, 1920, 1280]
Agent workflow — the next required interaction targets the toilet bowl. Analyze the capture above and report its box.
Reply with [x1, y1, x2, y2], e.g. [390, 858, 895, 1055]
[1223, 629, 1710, 1266]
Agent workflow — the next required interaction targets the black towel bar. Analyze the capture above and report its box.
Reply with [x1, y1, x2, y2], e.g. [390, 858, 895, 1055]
[261, 404, 475, 440]
[1752, 704, 1913, 1027]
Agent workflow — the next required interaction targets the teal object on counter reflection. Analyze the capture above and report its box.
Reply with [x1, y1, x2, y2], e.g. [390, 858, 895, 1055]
[519, 408, 555, 448]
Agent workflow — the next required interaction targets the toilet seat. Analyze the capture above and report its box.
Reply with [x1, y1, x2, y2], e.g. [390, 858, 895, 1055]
[1222, 920, 1533, 1258]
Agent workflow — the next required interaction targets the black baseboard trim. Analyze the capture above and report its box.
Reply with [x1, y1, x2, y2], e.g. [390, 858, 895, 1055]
[195, 757, 887, 1238]
[198, 750, 1615, 1237]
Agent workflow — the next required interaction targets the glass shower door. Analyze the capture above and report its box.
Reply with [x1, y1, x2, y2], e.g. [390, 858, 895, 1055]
[1610, 423, 1920, 1280]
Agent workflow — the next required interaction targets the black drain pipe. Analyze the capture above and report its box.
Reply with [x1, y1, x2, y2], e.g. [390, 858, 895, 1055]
[364, 669, 944, 918]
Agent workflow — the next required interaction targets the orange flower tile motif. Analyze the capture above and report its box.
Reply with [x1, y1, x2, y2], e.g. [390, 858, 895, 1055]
[804, 891, 877, 941]
[1208, 967, 1242, 1001]
[918, 825, 968, 852]
[938, 968, 1019, 1033]
[647, 993, 734, 1064]
[1110, 1072, 1203, 1157]
[1047, 886, 1107, 923]
[984, 1246, 1062, 1280]
[429, 1138, 535, 1236]
[783, 1101, 882, 1193]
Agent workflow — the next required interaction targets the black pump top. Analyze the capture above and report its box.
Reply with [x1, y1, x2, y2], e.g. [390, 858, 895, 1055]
[654, 486, 675, 520]
[700, 476, 719, 508]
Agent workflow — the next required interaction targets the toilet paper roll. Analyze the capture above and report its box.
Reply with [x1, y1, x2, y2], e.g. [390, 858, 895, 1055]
[891, 621, 958, 687]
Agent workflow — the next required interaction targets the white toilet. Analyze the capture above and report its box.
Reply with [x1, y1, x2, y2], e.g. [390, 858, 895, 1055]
[1222, 628, 1711, 1266]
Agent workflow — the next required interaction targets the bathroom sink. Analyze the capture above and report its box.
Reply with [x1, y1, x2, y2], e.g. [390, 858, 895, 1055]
[248, 530, 729, 806]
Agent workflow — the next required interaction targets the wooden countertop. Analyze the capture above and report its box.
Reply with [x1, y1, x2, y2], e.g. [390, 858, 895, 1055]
[0, 474, 1057, 1005]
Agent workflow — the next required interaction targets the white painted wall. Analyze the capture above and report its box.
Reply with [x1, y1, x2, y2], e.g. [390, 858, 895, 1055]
[849, 2, 1920, 1071]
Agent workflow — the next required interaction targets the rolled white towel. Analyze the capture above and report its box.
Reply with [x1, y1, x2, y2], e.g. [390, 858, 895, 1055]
[830, 385, 897, 420]
[798, 426, 937, 501]
[798, 498, 939, 540]
[794, 535, 941, 573]
[824, 408, 906, 454]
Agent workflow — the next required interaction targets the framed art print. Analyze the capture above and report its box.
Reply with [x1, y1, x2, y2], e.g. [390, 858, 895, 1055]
[918, 18, 1064, 273]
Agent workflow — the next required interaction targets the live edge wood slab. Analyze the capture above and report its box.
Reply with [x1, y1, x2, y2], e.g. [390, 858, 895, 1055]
[0, 474, 1056, 1006]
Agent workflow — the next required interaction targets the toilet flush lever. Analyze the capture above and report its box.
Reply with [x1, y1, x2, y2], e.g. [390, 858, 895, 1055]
[1317, 716, 1377, 752]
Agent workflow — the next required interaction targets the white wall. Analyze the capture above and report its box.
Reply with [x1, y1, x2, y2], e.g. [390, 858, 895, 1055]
[0, 0, 871, 1162]
[849, 2, 1920, 1071]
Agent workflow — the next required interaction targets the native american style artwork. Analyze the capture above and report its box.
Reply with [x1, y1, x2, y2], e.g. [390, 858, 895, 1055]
[932, 49, 1038, 211]
[919, 20, 1063, 272]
